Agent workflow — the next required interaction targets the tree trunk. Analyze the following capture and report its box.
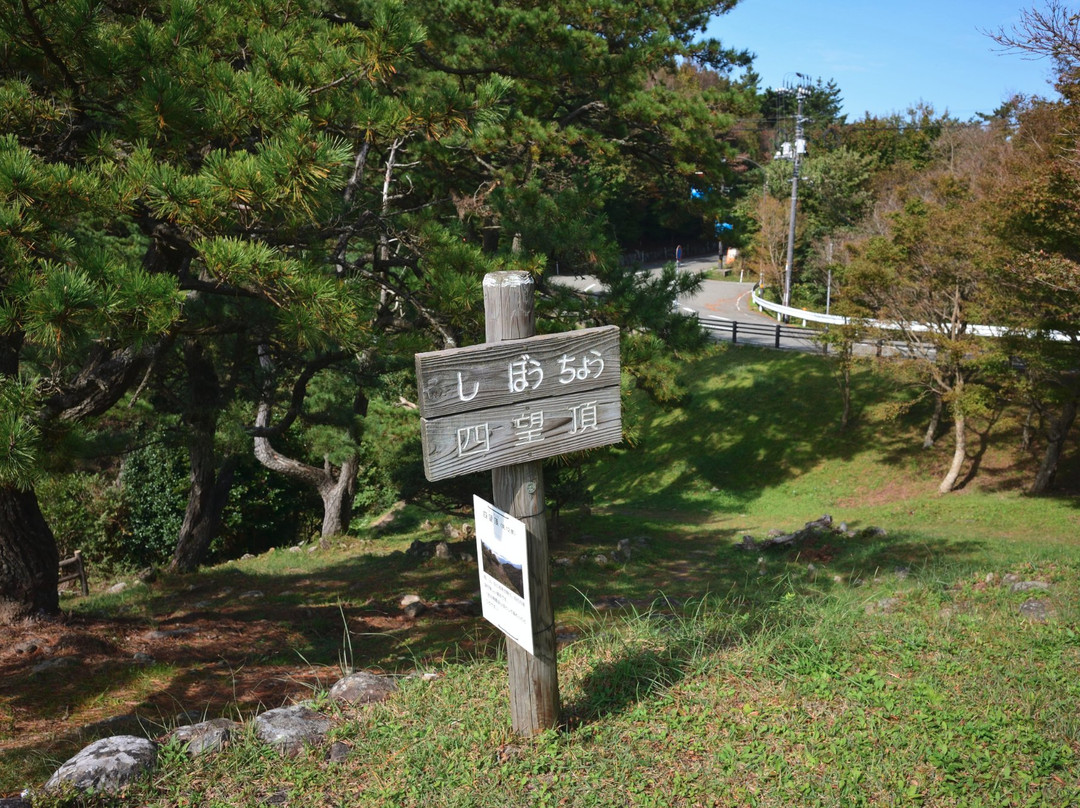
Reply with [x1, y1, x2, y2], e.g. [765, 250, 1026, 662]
[923, 393, 944, 449]
[253, 401, 360, 542]
[1021, 407, 1037, 452]
[839, 347, 853, 430]
[938, 410, 967, 493]
[0, 485, 60, 623]
[169, 340, 236, 573]
[170, 452, 237, 573]
[319, 455, 359, 538]
[1030, 393, 1079, 495]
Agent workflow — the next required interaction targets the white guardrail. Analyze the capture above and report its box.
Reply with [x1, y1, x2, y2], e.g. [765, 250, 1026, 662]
[749, 287, 1069, 341]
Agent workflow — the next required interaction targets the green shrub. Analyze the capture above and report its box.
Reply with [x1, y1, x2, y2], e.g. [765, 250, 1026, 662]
[38, 471, 127, 573]
[215, 456, 320, 559]
[120, 436, 188, 568]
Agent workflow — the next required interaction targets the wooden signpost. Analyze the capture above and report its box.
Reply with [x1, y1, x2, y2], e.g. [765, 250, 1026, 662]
[415, 271, 622, 734]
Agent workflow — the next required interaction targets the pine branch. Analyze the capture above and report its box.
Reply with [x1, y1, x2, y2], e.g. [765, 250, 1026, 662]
[247, 349, 350, 439]
[20, 0, 81, 96]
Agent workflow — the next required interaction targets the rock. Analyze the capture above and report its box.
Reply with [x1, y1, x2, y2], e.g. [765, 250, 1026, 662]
[171, 718, 241, 757]
[253, 706, 333, 756]
[241, 553, 255, 560]
[328, 672, 399, 706]
[45, 736, 157, 795]
[238, 590, 264, 600]
[1011, 581, 1051, 593]
[858, 526, 887, 538]
[593, 554, 609, 565]
[1019, 599, 1056, 622]
[107, 582, 128, 594]
[554, 557, 573, 567]
[406, 539, 434, 558]
[893, 567, 910, 580]
[327, 741, 352, 763]
[403, 601, 427, 619]
[985, 572, 999, 585]
[434, 541, 453, 560]
[13, 637, 46, 655]
[400, 594, 422, 608]
[0, 796, 31, 807]
[32, 656, 78, 675]
[866, 597, 901, 615]
[136, 567, 157, 584]
[144, 628, 196, 641]
[615, 538, 632, 561]
[1002, 573, 1022, 585]
[288, 545, 303, 553]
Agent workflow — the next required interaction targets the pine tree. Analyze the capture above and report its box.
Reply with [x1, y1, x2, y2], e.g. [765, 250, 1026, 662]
[0, 0, 498, 609]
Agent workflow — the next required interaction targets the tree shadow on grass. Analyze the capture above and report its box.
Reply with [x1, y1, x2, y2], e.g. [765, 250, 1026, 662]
[591, 346, 925, 515]
[557, 526, 987, 729]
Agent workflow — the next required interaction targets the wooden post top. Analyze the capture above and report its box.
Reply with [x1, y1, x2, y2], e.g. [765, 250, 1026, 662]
[484, 272, 535, 343]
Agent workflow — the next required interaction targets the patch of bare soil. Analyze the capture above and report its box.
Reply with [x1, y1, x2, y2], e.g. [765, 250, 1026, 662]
[0, 595, 465, 794]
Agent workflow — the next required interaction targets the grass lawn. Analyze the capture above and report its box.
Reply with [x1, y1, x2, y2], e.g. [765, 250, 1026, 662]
[5, 344, 1080, 806]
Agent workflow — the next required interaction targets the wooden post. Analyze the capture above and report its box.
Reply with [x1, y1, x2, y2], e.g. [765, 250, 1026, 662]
[483, 271, 560, 734]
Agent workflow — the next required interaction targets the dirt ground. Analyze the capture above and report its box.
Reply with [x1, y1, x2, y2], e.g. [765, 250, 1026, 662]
[0, 594, 441, 795]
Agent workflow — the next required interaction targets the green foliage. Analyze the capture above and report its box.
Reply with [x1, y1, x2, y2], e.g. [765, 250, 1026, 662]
[120, 435, 189, 569]
[37, 471, 125, 571]
[217, 458, 320, 557]
[0, 377, 40, 488]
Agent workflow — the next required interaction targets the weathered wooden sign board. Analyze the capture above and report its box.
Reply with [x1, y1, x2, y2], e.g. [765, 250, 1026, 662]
[416, 325, 621, 481]
[414, 272, 622, 735]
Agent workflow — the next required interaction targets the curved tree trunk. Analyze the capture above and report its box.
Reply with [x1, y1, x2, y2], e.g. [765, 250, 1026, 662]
[1031, 393, 1079, 495]
[938, 410, 967, 494]
[0, 485, 60, 623]
[253, 400, 360, 542]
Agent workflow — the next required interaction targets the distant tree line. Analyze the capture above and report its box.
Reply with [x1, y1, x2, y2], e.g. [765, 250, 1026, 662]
[731, 3, 1080, 496]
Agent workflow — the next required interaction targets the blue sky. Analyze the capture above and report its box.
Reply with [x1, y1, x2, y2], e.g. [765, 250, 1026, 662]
[705, 0, 1059, 120]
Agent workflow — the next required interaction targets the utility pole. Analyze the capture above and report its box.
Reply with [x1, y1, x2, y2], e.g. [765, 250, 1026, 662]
[776, 80, 808, 315]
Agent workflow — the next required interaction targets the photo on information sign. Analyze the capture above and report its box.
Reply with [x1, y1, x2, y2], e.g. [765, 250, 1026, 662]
[473, 495, 533, 653]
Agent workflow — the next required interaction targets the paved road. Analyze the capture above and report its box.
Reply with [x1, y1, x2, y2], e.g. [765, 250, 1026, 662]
[552, 257, 763, 316]
[550, 257, 776, 324]
[550, 259, 834, 352]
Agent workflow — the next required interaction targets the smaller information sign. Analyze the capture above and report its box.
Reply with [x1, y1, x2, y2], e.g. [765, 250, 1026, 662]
[473, 494, 533, 655]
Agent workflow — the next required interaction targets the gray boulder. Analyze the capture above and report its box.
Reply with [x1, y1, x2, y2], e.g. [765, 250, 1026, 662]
[253, 706, 332, 756]
[1011, 580, 1051, 593]
[1019, 599, 1056, 622]
[171, 718, 242, 757]
[328, 672, 398, 706]
[45, 735, 157, 795]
